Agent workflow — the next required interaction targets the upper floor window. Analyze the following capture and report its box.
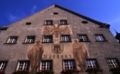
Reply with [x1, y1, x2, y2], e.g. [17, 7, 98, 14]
[61, 35, 71, 42]
[15, 60, 30, 72]
[26, 22, 31, 25]
[42, 35, 53, 43]
[23, 35, 35, 44]
[62, 59, 76, 71]
[6, 36, 18, 44]
[106, 58, 120, 70]
[39, 60, 53, 71]
[81, 20, 88, 24]
[44, 20, 53, 25]
[0, 61, 8, 72]
[78, 34, 89, 42]
[53, 12, 59, 15]
[86, 59, 99, 72]
[59, 20, 68, 25]
[95, 34, 106, 42]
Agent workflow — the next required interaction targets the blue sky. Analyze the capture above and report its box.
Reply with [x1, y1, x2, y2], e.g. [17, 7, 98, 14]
[0, 0, 120, 35]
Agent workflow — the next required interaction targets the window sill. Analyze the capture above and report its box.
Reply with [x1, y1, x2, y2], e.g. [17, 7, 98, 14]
[13, 71, 29, 74]
[4, 43, 17, 45]
[22, 42, 34, 44]
[86, 68, 102, 72]
[36, 71, 53, 74]
[0, 71, 5, 74]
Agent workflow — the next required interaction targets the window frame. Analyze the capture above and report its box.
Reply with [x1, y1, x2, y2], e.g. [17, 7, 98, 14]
[106, 58, 120, 71]
[39, 60, 53, 72]
[42, 35, 53, 43]
[86, 58, 100, 72]
[62, 59, 76, 71]
[0, 60, 8, 72]
[78, 34, 90, 42]
[15, 60, 30, 72]
[23, 35, 35, 44]
[95, 34, 106, 42]
[60, 35, 71, 43]
[44, 20, 53, 25]
[5, 36, 18, 44]
[59, 19, 68, 25]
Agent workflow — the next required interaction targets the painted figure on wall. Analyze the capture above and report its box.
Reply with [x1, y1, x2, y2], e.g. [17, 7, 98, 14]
[72, 39, 89, 71]
[27, 40, 44, 74]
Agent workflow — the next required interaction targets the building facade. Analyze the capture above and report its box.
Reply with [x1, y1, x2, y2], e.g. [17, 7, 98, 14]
[0, 5, 120, 74]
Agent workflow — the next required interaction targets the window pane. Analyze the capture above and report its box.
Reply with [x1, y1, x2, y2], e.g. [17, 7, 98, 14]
[78, 34, 89, 42]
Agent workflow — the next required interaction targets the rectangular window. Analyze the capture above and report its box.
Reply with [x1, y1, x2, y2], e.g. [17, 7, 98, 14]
[42, 35, 53, 43]
[44, 20, 53, 25]
[61, 35, 71, 42]
[39, 60, 53, 71]
[24, 35, 35, 44]
[6, 36, 18, 44]
[59, 20, 68, 25]
[95, 34, 106, 42]
[0, 61, 8, 72]
[63, 59, 76, 71]
[86, 59, 99, 71]
[78, 34, 89, 42]
[16, 60, 30, 72]
[106, 58, 120, 70]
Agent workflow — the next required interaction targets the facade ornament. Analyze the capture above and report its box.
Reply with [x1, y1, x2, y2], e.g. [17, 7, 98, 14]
[27, 41, 44, 74]
[72, 39, 88, 71]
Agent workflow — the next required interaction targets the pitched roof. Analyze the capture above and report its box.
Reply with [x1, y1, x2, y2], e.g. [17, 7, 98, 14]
[53, 4, 110, 28]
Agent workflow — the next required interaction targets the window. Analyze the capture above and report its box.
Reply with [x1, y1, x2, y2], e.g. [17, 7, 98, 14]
[63, 59, 76, 71]
[107, 58, 120, 70]
[6, 36, 18, 44]
[95, 34, 106, 42]
[53, 12, 58, 15]
[0, 61, 8, 72]
[39, 60, 53, 71]
[42, 35, 53, 43]
[59, 20, 68, 25]
[61, 35, 71, 42]
[78, 34, 89, 42]
[15, 60, 30, 72]
[81, 20, 88, 24]
[0, 27, 8, 31]
[26, 22, 31, 25]
[24, 35, 35, 44]
[86, 59, 99, 72]
[44, 20, 53, 25]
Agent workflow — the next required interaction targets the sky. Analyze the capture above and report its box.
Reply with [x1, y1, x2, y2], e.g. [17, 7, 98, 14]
[0, 0, 120, 35]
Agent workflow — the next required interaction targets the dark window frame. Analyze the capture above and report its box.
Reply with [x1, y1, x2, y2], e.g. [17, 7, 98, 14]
[39, 60, 53, 72]
[62, 59, 76, 71]
[59, 19, 68, 25]
[60, 35, 71, 43]
[15, 60, 30, 72]
[86, 58, 100, 72]
[78, 34, 90, 42]
[5, 36, 18, 44]
[95, 34, 107, 42]
[42, 35, 53, 43]
[0, 60, 8, 73]
[106, 58, 120, 71]
[23, 35, 35, 44]
[44, 20, 53, 25]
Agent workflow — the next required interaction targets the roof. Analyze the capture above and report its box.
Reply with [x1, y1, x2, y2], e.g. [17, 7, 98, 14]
[53, 4, 110, 29]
